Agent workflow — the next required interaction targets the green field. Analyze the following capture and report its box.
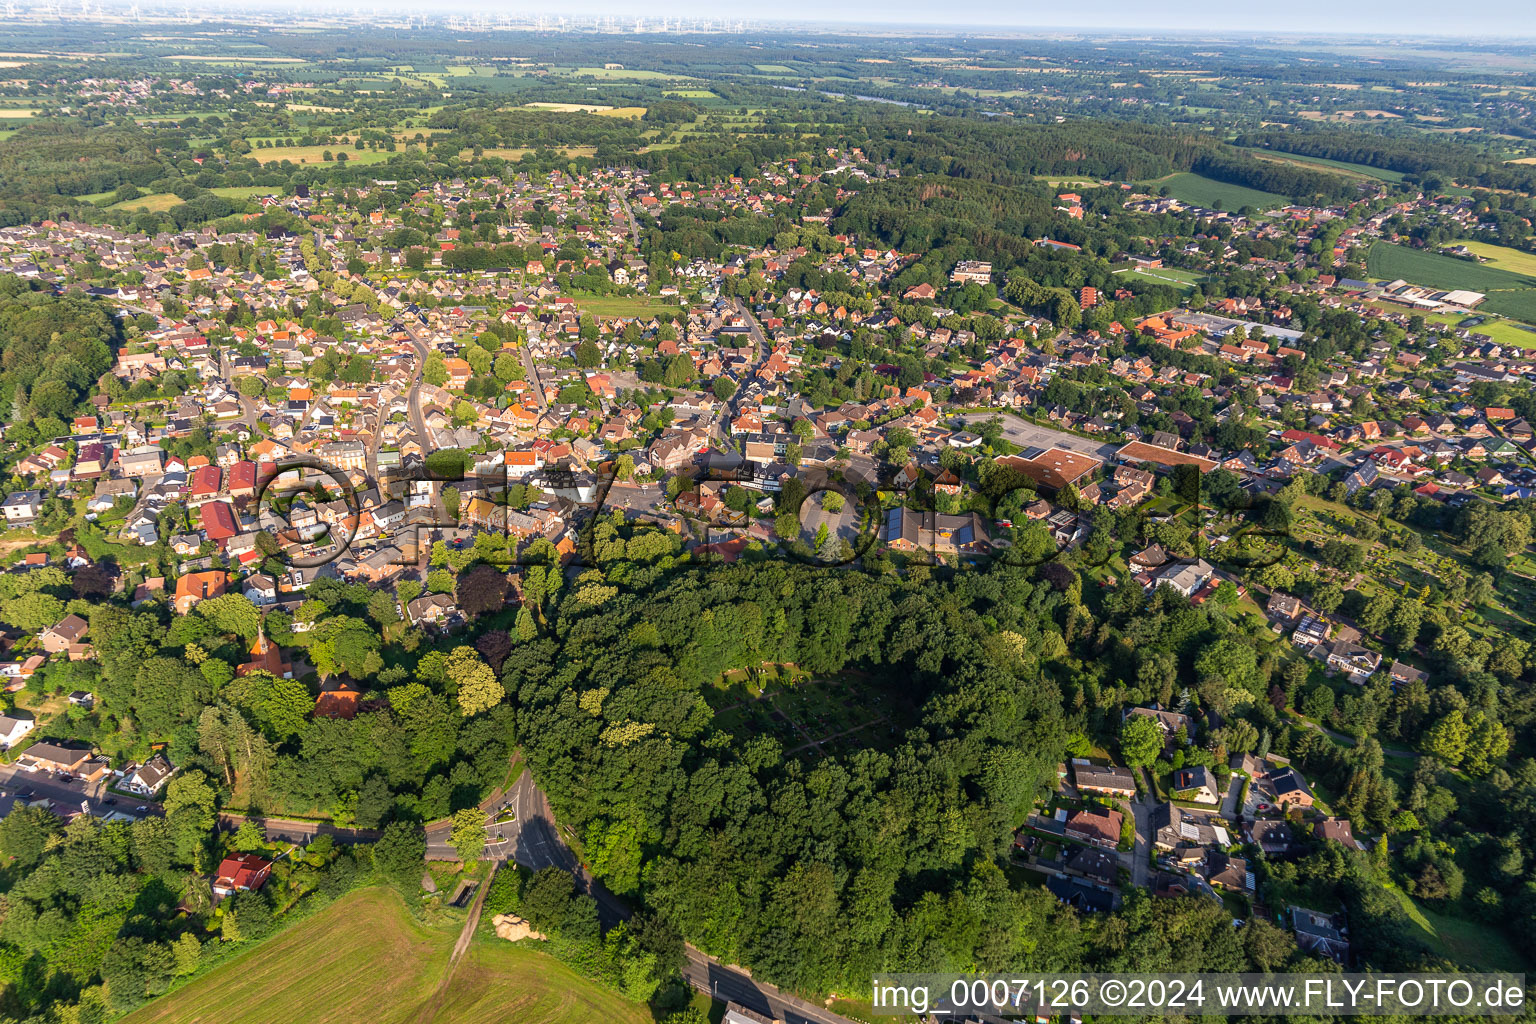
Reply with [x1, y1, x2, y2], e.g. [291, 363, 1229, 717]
[1450, 240, 1536, 278]
[1241, 147, 1406, 182]
[1479, 290, 1536, 324]
[211, 185, 281, 199]
[1365, 241, 1536, 292]
[573, 295, 684, 317]
[1116, 265, 1208, 292]
[1388, 887, 1532, 973]
[121, 888, 453, 1024]
[1152, 172, 1288, 211]
[434, 938, 653, 1024]
[120, 886, 649, 1024]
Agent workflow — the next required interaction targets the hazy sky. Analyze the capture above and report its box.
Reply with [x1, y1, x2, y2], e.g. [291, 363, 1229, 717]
[460, 0, 1536, 37]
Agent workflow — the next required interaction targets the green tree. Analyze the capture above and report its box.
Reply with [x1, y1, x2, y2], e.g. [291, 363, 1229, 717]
[372, 821, 426, 896]
[449, 807, 486, 863]
[1119, 713, 1162, 768]
[446, 646, 504, 716]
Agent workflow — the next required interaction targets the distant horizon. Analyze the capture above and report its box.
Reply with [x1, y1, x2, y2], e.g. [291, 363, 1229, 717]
[80, 0, 1536, 42]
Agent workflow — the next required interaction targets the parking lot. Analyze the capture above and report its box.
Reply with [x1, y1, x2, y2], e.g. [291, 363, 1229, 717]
[0, 765, 157, 822]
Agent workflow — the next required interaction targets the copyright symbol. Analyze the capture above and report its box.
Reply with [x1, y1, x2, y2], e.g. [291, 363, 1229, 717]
[1101, 980, 1126, 1007]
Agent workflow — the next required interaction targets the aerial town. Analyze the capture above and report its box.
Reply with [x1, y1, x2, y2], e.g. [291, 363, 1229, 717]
[0, 12, 1533, 1024]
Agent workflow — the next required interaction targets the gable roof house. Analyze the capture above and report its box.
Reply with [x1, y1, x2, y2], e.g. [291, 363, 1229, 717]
[38, 614, 88, 655]
[212, 854, 272, 898]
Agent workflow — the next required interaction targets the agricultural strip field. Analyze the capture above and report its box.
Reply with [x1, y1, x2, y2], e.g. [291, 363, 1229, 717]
[1240, 147, 1406, 182]
[1149, 172, 1288, 210]
[253, 146, 393, 166]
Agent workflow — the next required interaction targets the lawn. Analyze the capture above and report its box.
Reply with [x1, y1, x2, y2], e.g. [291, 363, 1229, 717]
[572, 295, 684, 317]
[1387, 887, 1531, 973]
[107, 192, 186, 213]
[1151, 172, 1288, 211]
[433, 938, 651, 1024]
[1364, 241, 1536, 292]
[120, 888, 454, 1024]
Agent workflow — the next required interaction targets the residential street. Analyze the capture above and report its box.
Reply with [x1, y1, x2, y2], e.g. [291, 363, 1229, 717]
[1130, 768, 1155, 888]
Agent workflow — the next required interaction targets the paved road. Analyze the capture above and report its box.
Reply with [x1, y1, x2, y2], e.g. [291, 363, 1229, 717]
[218, 813, 380, 845]
[520, 342, 548, 412]
[1130, 769, 1155, 889]
[956, 411, 1121, 461]
[617, 195, 642, 249]
[481, 765, 864, 1024]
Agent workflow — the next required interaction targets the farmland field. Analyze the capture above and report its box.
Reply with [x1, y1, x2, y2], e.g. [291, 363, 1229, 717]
[1240, 147, 1406, 182]
[1479, 290, 1536, 324]
[254, 145, 392, 166]
[1448, 240, 1536, 278]
[433, 939, 652, 1024]
[210, 185, 280, 199]
[1151, 172, 1288, 211]
[1364, 241, 1536, 291]
[120, 886, 645, 1024]
[107, 192, 185, 213]
[120, 888, 453, 1024]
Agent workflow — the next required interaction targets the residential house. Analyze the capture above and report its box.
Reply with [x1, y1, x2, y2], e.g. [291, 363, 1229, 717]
[1064, 806, 1123, 849]
[1291, 907, 1349, 963]
[0, 711, 34, 750]
[1171, 765, 1220, 804]
[38, 614, 88, 655]
[1071, 761, 1137, 799]
[120, 753, 175, 797]
[1263, 766, 1315, 810]
[212, 854, 272, 898]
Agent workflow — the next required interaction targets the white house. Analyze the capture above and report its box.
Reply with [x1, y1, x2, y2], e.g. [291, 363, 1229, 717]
[120, 753, 175, 797]
[0, 711, 35, 750]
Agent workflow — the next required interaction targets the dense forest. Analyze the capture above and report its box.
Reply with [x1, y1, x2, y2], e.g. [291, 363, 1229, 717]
[502, 559, 1471, 993]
